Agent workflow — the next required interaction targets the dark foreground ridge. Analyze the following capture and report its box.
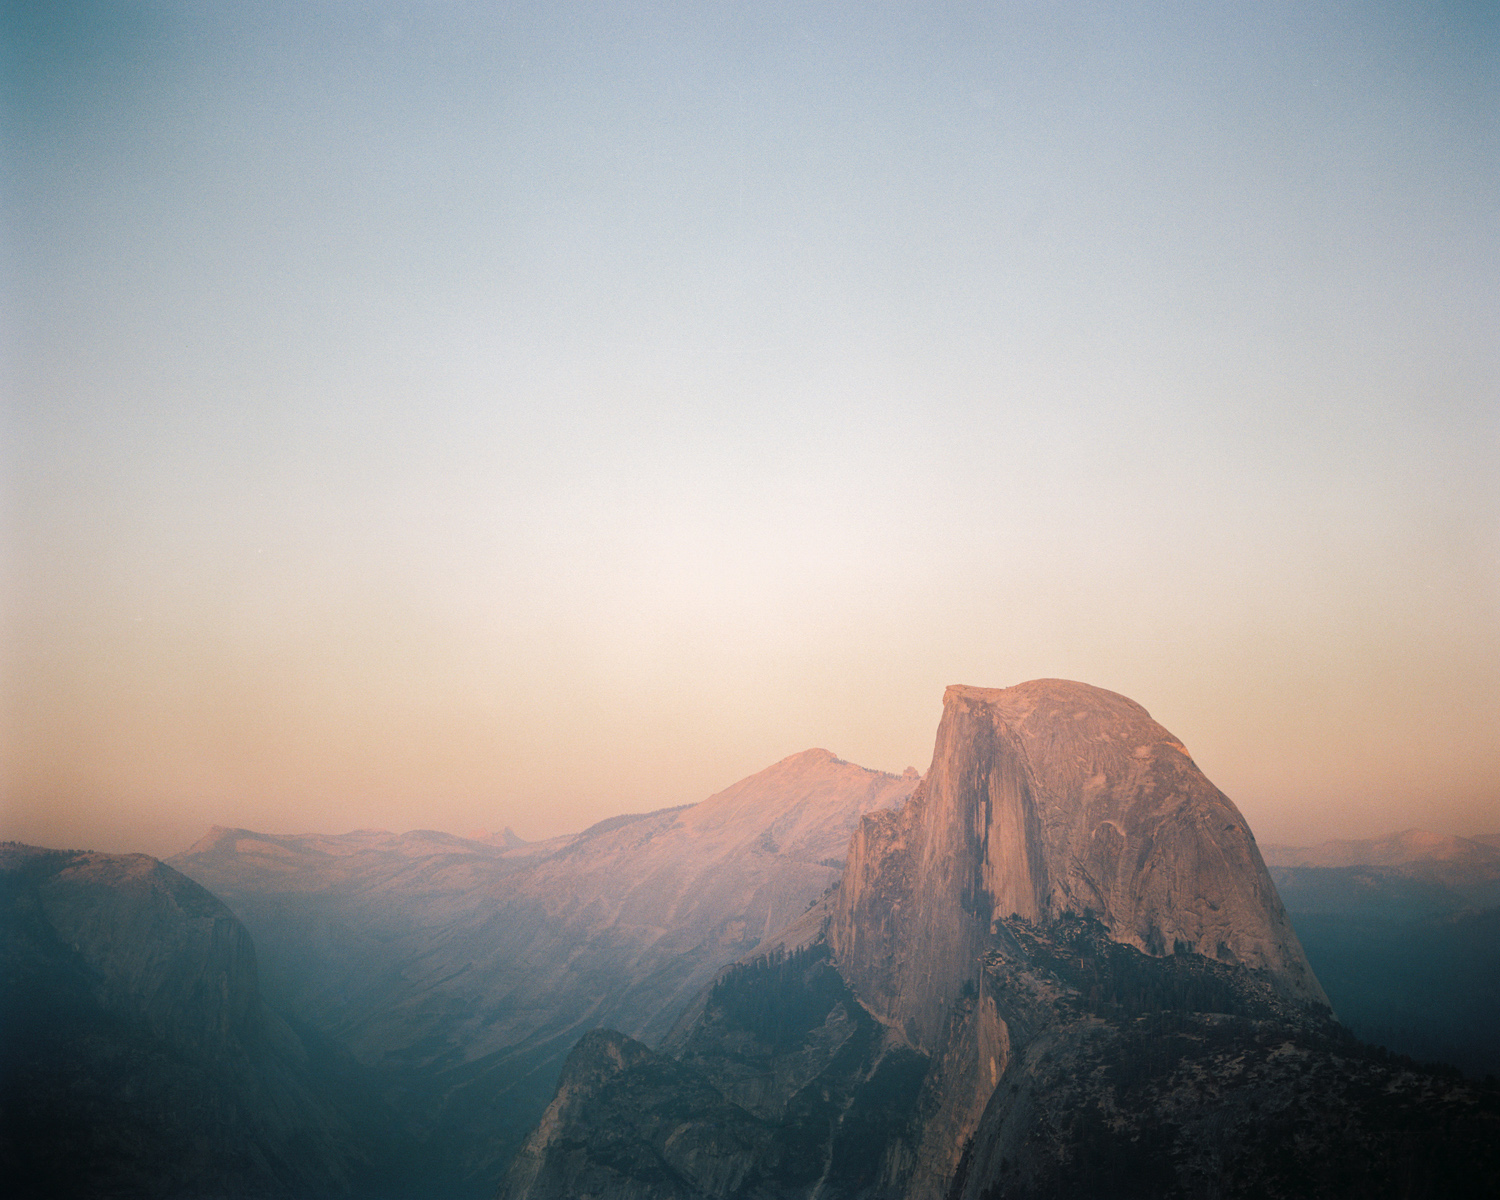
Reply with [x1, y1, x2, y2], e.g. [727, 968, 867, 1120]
[499, 681, 1500, 1200]
[0, 842, 388, 1199]
[501, 915, 1500, 1200]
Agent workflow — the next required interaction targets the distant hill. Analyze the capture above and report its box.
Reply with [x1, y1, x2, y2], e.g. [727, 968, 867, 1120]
[1262, 828, 1500, 869]
[468, 827, 530, 849]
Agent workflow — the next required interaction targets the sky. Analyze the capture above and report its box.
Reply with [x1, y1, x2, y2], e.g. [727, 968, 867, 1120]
[2, 1, 1496, 858]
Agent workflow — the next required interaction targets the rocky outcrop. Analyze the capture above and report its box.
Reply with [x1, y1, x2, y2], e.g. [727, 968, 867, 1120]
[500, 912, 1500, 1200]
[500, 1029, 780, 1200]
[948, 916, 1500, 1200]
[501, 946, 930, 1200]
[830, 680, 1325, 1056]
[819, 680, 1329, 1195]
[0, 843, 369, 1199]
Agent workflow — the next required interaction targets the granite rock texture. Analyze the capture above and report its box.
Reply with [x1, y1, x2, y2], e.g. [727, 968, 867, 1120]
[830, 679, 1326, 1056]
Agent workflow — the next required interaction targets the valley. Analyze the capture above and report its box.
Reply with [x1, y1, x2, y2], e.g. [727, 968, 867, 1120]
[1264, 830, 1500, 1077]
[165, 749, 919, 1195]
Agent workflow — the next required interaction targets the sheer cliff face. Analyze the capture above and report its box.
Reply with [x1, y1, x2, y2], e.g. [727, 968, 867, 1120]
[830, 680, 1325, 1051]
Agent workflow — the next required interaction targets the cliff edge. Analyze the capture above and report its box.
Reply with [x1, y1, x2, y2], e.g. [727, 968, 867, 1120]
[830, 679, 1326, 1051]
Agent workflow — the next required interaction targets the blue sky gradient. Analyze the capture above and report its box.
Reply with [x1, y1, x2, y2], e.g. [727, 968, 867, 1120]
[4, 1, 1496, 854]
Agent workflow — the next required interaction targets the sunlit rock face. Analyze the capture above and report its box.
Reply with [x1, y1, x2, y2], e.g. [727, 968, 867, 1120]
[0, 844, 364, 1199]
[830, 679, 1326, 1053]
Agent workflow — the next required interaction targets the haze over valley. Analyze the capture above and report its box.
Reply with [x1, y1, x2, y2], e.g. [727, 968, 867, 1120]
[6, 680, 1497, 1197]
[3, 2, 1496, 1197]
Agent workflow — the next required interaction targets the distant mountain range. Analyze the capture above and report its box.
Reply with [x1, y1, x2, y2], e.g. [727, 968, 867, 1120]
[1263, 828, 1500, 869]
[1262, 826, 1500, 1077]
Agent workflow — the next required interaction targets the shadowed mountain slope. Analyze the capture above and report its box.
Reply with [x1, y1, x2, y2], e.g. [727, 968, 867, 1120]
[171, 749, 918, 1194]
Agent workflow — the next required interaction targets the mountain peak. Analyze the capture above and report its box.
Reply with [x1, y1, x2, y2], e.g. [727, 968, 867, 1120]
[945, 677, 1152, 718]
[942, 680, 1167, 755]
[832, 680, 1325, 1051]
[182, 826, 251, 857]
[784, 747, 840, 763]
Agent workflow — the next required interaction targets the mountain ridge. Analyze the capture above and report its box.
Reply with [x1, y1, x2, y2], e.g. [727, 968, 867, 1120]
[1262, 828, 1500, 869]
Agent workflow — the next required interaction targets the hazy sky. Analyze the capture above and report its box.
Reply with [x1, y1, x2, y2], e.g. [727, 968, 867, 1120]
[3, 1, 1496, 857]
